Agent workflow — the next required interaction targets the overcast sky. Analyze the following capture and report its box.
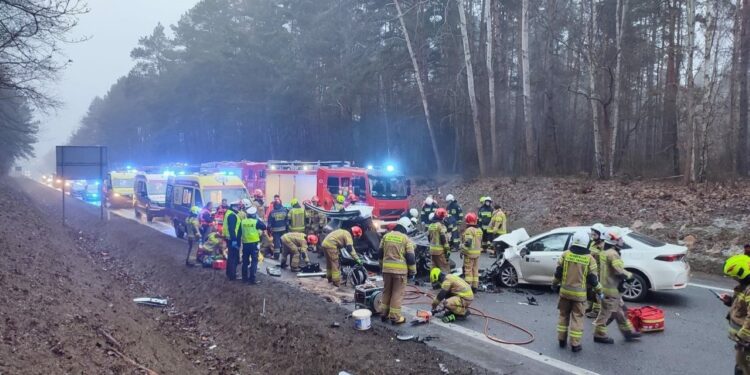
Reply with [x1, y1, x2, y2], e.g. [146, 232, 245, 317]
[33, 0, 200, 170]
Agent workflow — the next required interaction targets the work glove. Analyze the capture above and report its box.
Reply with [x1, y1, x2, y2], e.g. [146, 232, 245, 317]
[550, 284, 560, 293]
[598, 292, 606, 301]
[356, 258, 363, 266]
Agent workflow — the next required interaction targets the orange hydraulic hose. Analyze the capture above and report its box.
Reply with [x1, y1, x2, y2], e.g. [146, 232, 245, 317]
[403, 285, 535, 345]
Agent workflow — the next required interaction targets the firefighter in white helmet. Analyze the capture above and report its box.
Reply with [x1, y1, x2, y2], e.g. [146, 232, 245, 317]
[421, 196, 438, 225]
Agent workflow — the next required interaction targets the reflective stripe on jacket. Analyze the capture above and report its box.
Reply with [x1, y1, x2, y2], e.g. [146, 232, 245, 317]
[240, 218, 260, 244]
[461, 226, 483, 258]
[427, 221, 449, 255]
[557, 250, 598, 302]
[379, 231, 416, 275]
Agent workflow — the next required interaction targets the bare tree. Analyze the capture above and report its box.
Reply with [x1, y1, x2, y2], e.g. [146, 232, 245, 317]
[686, 0, 696, 182]
[393, 0, 444, 173]
[609, 0, 628, 177]
[521, 0, 535, 173]
[0, 0, 88, 108]
[485, 0, 497, 171]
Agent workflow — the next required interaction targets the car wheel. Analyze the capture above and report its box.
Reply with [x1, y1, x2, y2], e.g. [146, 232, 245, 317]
[622, 272, 648, 302]
[135, 209, 141, 219]
[498, 263, 519, 288]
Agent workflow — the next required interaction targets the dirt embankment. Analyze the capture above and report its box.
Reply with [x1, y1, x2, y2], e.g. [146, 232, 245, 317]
[410, 176, 750, 273]
[1, 178, 485, 375]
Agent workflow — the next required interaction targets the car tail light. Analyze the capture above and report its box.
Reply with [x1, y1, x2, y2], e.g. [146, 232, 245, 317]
[655, 254, 686, 262]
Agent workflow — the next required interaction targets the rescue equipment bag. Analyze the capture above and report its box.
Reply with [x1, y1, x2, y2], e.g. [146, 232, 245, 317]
[627, 305, 665, 333]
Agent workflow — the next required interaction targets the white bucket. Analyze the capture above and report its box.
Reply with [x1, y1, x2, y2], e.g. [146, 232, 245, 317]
[352, 309, 372, 330]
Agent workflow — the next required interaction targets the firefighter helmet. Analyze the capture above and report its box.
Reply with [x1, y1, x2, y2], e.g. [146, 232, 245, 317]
[430, 268, 443, 284]
[307, 234, 319, 245]
[429, 213, 435, 221]
[397, 216, 415, 233]
[725, 255, 750, 279]
[425, 196, 434, 205]
[446, 194, 455, 202]
[351, 226, 363, 237]
[591, 223, 606, 238]
[465, 213, 478, 225]
[336, 194, 345, 203]
[435, 208, 448, 220]
[253, 189, 263, 197]
[241, 198, 252, 208]
[570, 229, 591, 249]
[290, 198, 299, 206]
[409, 208, 419, 218]
[190, 206, 201, 215]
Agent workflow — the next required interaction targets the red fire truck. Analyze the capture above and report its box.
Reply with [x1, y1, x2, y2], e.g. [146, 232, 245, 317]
[264, 161, 411, 223]
[200, 161, 267, 194]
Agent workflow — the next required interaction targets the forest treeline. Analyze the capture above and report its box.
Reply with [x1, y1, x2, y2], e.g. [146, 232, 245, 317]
[69, 0, 750, 180]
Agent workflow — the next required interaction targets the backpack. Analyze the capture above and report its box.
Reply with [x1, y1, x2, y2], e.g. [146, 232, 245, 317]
[627, 305, 665, 333]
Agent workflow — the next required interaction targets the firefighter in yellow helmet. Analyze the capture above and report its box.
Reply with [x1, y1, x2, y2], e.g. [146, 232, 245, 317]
[378, 217, 417, 325]
[460, 213, 482, 292]
[723, 254, 750, 374]
[552, 229, 602, 352]
[184, 206, 202, 267]
[321, 227, 363, 287]
[430, 268, 474, 323]
[427, 208, 451, 274]
[288, 198, 306, 233]
[593, 227, 640, 344]
[334, 194, 346, 211]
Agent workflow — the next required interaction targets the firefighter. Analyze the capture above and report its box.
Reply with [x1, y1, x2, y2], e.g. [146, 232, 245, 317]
[305, 196, 327, 235]
[461, 213, 482, 292]
[478, 197, 494, 250]
[430, 268, 474, 323]
[268, 201, 288, 260]
[446, 194, 463, 250]
[251, 189, 272, 256]
[593, 227, 641, 344]
[184, 206, 202, 267]
[486, 203, 507, 257]
[427, 209, 451, 274]
[420, 196, 438, 225]
[215, 198, 229, 230]
[239, 206, 267, 284]
[722, 254, 750, 374]
[378, 217, 416, 324]
[288, 198, 306, 233]
[199, 202, 214, 241]
[586, 223, 607, 318]
[280, 232, 316, 272]
[334, 194, 346, 211]
[345, 193, 359, 208]
[551, 229, 602, 352]
[321, 227, 363, 287]
[223, 201, 242, 281]
[198, 232, 226, 265]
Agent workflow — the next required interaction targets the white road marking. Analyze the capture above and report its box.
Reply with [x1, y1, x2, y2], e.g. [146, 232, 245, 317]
[687, 282, 733, 293]
[400, 305, 600, 375]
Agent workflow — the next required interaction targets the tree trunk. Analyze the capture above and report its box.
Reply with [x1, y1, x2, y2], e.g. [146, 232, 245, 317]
[485, 0, 498, 172]
[609, 0, 628, 178]
[686, 0, 696, 182]
[731, 0, 742, 175]
[698, 0, 719, 181]
[663, 0, 680, 175]
[393, 0, 444, 173]
[739, 0, 750, 175]
[521, 0, 536, 173]
[587, 0, 605, 178]
[458, 0, 486, 175]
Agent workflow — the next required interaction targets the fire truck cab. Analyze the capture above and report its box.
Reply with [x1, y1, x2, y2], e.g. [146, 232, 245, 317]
[264, 161, 410, 225]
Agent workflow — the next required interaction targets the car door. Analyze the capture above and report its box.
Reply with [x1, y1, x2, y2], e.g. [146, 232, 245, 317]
[518, 233, 571, 284]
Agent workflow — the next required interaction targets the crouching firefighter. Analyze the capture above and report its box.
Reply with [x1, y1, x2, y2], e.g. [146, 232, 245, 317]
[321, 227, 363, 287]
[552, 229, 602, 352]
[430, 268, 474, 323]
[593, 227, 641, 344]
[723, 254, 750, 375]
[378, 217, 417, 325]
[280, 232, 317, 272]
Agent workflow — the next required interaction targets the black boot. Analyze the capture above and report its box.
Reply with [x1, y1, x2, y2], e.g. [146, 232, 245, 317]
[571, 345, 582, 352]
[594, 336, 615, 344]
[624, 331, 642, 342]
[559, 339, 567, 348]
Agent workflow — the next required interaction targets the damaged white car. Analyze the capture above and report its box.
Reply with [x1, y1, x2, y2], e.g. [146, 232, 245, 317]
[487, 227, 690, 301]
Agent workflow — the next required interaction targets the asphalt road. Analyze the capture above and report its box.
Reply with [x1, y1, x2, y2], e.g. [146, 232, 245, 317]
[73, 194, 735, 374]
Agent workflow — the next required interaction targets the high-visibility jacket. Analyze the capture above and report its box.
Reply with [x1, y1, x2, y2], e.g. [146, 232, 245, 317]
[460, 226, 483, 259]
[553, 249, 600, 302]
[240, 217, 261, 244]
[478, 205, 493, 230]
[306, 206, 327, 232]
[222, 210, 240, 241]
[598, 248, 631, 298]
[203, 232, 225, 253]
[322, 229, 354, 250]
[288, 206, 305, 233]
[427, 221, 449, 256]
[185, 216, 200, 239]
[488, 209, 507, 235]
[379, 231, 416, 275]
[268, 207, 288, 232]
[729, 283, 750, 342]
[447, 201, 463, 223]
[281, 232, 307, 251]
[588, 241, 604, 259]
[434, 274, 474, 306]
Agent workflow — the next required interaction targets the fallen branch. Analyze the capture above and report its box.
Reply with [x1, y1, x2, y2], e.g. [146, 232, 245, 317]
[98, 329, 122, 350]
[99, 330, 159, 375]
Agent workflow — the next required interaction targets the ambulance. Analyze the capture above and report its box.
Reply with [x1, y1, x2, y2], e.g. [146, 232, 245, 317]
[104, 171, 136, 208]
